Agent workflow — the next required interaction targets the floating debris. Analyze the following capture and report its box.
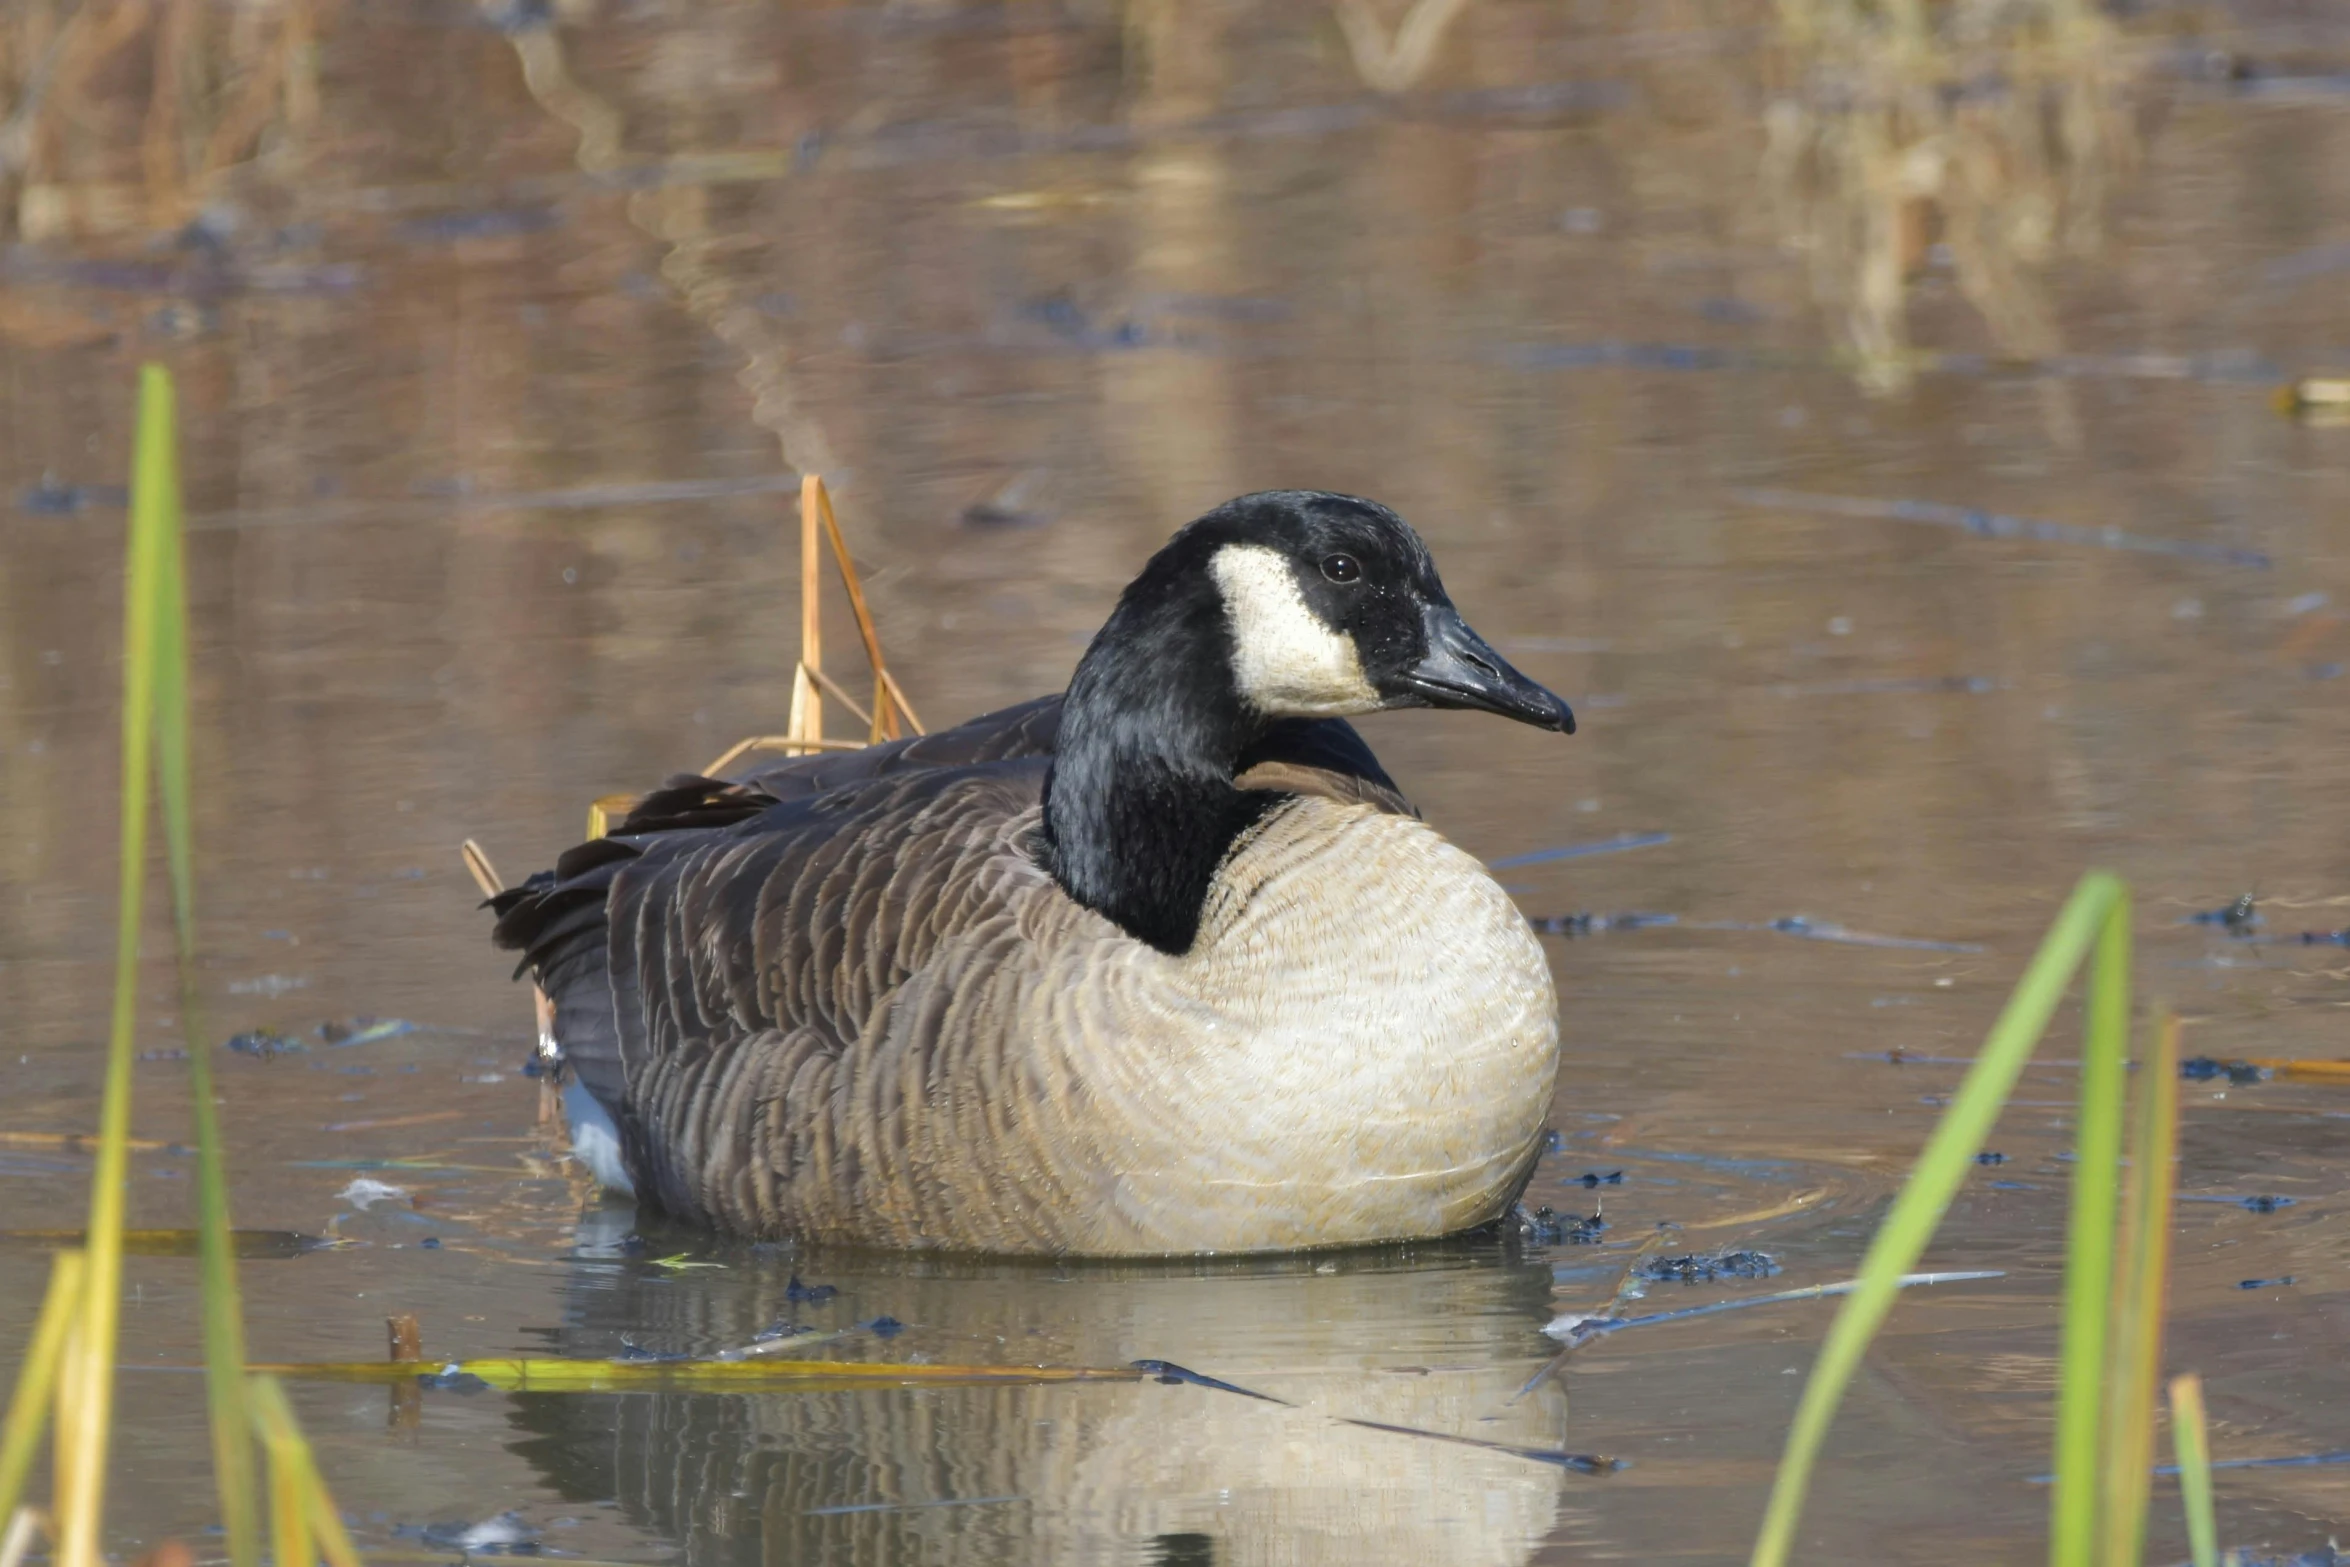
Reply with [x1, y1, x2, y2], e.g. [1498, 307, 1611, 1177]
[1517, 1204, 1607, 1245]
[2187, 894, 2261, 934]
[226, 973, 309, 997]
[2238, 1276, 2299, 1290]
[224, 1029, 302, 1058]
[2178, 1195, 2295, 1213]
[1755, 916, 1982, 952]
[19, 477, 128, 515]
[1976, 1152, 2008, 1165]
[866, 1315, 905, 1338]
[2181, 1057, 2269, 1085]
[1490, 831, 1671, 870]
[1569, 1171, 1624, 1189]
[1528, 911, 1679, 937]
[414, 1366, 494, 1394]
[317, 1017, 421, 1046]
[1632, 1251, 1782, 1285]
[400, 1511, 541, 1554]
[336, 1177, 409, 1211]
[1734, 490, 2272, 570]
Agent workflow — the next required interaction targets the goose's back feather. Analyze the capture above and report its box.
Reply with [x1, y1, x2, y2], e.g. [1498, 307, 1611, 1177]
[492, 697, 1554, 1254]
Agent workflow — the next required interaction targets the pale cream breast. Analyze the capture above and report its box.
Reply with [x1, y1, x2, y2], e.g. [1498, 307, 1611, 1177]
[974, 797, 1560, 1254]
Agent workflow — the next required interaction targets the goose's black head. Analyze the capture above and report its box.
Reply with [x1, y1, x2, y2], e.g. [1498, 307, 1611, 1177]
[1043, 490, 1574, 955]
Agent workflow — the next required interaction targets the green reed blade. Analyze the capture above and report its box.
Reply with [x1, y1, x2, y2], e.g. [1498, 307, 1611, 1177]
[56, 365, 181, 1567]
[2168, 1374, 2219, 1567]
[0, 1252, 87, 1526]
[2052, 892, 2132, 1567]
[1749, 871, 2128, 1567]
[138, 364, 261, 1567]
[2100, 1010, 2180, 1567]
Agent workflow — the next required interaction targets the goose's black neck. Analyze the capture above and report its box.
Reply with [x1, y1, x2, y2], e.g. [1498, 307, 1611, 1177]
[1040, 565, 1277, 956]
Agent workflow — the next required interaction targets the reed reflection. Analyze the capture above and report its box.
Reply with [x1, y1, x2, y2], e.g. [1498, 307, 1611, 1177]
[1763, 0, 2148, 399]
[508, 1236, 1572, 1567]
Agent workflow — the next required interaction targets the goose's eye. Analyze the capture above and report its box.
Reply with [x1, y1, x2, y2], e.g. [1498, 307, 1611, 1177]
[1320, 554, 1362, 585]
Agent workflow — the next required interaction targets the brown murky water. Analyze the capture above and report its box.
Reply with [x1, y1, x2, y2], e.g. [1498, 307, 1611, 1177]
[3, 3, 2348, 1563]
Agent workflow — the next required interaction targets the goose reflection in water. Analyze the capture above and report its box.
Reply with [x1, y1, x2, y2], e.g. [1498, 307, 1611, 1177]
[504, 1224, 1573, 1567]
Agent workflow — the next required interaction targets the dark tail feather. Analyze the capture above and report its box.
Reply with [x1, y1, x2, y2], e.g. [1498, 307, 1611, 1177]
[490, 849, 638, 1116]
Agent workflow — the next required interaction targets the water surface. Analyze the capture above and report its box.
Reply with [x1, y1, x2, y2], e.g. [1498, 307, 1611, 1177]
[2, 3, 2347, 1562]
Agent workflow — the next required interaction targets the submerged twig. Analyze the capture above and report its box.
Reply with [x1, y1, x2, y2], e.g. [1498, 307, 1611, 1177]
[1129, 1360, 1290, 1405]
[1522, 1270, 2006, 1398]
[1686, 916, 1983, 953]
[1339, 1417, 1622, 1475]
[1490, 832, 1670, 871]
[1735, 490, 2271, 570]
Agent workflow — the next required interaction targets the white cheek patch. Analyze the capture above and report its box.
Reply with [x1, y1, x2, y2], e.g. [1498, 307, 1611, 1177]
[1209, 544, 1382, 716]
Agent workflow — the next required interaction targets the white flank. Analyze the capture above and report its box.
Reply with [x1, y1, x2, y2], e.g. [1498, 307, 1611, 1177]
[563, 1074, 636, 1195]
[1209, 543, 1381, 715]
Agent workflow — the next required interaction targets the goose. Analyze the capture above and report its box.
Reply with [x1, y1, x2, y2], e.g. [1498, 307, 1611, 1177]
[491, 489, 1575, 1255]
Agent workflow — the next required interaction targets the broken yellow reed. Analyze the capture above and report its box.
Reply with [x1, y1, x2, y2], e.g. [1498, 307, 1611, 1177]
[2242, 1058, 2350, 1084]
[246, 1378, 360, 1567]
[805, 477, 907, 743]
[243, 1357, 1143, 1394]
[709, 473, 924, 776]
[49, 1321, 86, 1567]
[879, 665, 925, 736]
[2167, 1374, 2218, 1567]
[803, 661, 875, 732]
[459, 840, 503, 900]
[789, 475, 825, 745]
[0, 1133, 172, 1153]
[0, 1254, 86, 1526]
[2100, 1009, 2181, 1567]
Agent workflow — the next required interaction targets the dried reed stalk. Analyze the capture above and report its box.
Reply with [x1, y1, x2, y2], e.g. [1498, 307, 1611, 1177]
[457, 840, 502, 901]
[706, 473, 924, 775]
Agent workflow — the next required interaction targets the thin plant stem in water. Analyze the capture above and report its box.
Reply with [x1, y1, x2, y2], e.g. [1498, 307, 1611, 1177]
[2050, 893, 2131, 1567]
[140, 365, 262, 1567]
[54, 364, 184, 1567]
[2101, 1009, 2181, 1567]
